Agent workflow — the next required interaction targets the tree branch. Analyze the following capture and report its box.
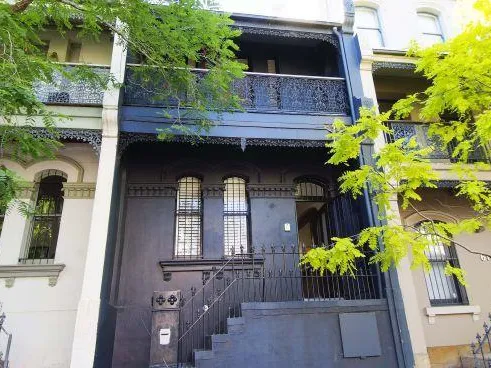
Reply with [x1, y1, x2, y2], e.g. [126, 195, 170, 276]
[10, 0, 35, 13]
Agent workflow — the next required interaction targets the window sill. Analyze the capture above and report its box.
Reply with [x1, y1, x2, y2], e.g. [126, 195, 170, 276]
[425, 305, 481, 325]
[0, 264, 65, 288]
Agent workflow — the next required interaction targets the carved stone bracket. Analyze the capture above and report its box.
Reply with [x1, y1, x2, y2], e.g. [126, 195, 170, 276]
[63, 182, 96, 199]
[343, 0, 355, 33]
[247, 184, 296, 198]
[0, 264, 66, 287]
[28, 128, 102, 154]
[202, 184, 225, 198]
[127, 183, 177, 197]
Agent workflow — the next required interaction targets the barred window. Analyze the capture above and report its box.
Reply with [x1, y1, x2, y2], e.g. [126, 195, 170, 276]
[21, 170, 67, 264]
[224, 177, 248, 256]
[355, 7, 384, 48]
[175, 177, 202, 258]
[419, 222, 468, 306]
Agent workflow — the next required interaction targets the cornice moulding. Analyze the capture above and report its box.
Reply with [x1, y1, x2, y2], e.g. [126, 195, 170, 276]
[0, 264, 65, 287]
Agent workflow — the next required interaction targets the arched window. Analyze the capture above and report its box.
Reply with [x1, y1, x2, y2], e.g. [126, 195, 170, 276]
[175, 177, 202, 257]
[223, 177, 249, 256]
[418, 222, 468, 305]
[295, 179, 326, 201]
[355, 6, 384, 48]
[21, 170, 67, 264]
[417, 12, 444, 46]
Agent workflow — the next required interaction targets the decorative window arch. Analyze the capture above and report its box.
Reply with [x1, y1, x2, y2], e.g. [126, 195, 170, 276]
[354, 6, 384, 48]
[223, 177, 249, 256]
[174, 176, 202, 258]
[20, 170, 67, 264]
[416, 220, 468, 306]
[294, 178, 327, 201]
[417, 11, 444, 46]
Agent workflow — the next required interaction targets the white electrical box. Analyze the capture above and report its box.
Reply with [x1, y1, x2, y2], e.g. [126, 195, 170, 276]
[284, 223, 291, 232]
[159, 328, 171, 345]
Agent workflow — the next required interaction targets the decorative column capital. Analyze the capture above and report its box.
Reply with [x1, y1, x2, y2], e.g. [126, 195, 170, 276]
[63, 183, 96, 199]
[17, 182, 36, 199]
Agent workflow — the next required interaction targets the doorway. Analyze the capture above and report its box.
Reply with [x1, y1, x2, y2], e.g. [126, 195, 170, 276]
[294, 179, 342, 300]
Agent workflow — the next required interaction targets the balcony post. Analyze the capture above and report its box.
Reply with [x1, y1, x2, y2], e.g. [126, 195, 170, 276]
[69, 20, 127, 368]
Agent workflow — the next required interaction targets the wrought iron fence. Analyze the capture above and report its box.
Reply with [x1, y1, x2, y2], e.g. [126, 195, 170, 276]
[123, 67, 350, 115]
[385, 121, 491, 163]
[177, 244, 382, 365]
[471, 313, 491, 368]
[0, 310, 12, 368]
[33, 64, 109, 106]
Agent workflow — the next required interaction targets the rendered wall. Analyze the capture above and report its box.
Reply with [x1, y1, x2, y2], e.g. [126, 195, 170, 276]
[0, 144, 99, 368]
[399, 189, 491, 350]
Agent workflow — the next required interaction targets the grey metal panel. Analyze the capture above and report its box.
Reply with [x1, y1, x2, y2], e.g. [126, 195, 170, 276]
[339, 312, 382, 358]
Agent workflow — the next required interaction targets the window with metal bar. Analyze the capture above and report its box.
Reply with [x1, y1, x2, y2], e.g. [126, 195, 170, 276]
[20, 170, 67, 264]
[295, 180, 326, 201]
[223, 177, 248, 256]
[419, 222, 468, 306]
[355, 7, 384, 48]
[417, 12, 444, 47]
[175, 177, 202, 258]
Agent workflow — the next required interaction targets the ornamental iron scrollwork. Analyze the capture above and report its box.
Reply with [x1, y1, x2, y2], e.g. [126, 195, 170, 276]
[34, 66, 110, 106]
[118, 132, 326, 158]
[28, 128, 102, 153]
[124, 69, 350, 115]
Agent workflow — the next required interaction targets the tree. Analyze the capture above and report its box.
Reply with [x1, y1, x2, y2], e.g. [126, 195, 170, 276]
[0, 0, 244, 210]
[301, 0, 491, 284]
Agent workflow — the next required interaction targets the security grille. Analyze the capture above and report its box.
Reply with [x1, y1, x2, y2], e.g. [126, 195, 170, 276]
[223, 177, 248, 256]
[175, 177, 202, 258]
[295, 180, 326, 200]
[420, 223, 468, 305]
[20, 170, 67, 264]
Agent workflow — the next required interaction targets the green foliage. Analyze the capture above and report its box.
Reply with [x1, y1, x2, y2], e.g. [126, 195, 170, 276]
[302, 0, 491, 284]
[1, 0, 244, 207]
[299, 238, 365, 276]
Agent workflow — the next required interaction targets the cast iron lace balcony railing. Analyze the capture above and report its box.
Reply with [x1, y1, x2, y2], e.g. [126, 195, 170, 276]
[34, 64, 110, 106]
[385, 120, 491, 163]
[123, 67, 350, 115]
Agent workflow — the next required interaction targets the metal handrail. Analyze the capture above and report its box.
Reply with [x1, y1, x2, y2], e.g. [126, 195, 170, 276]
[471, 313, 491, 367]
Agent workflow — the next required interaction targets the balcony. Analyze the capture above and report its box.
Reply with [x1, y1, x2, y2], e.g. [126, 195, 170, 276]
[386, 121, 491, 163]
[123, 68, 350, 115]
[34, 64, 110, 106]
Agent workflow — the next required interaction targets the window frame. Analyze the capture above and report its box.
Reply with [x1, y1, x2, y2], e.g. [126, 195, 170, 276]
[417, 221, 468, 306]
[354, 6, 385, 48]
[417, 12, 445, 45]
[174, 176, 203, 258]
[223, 176, 250, 257]
[20, 170, 67, 265]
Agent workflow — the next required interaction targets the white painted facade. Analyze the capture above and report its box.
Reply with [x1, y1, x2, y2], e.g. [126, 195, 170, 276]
[355, 1, 491, 367]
